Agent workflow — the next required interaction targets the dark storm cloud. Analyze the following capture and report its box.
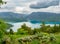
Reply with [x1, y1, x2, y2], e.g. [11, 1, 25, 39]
[30, 0, 59, 9]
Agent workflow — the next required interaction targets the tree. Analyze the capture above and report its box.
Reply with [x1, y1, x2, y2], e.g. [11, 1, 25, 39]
[21, 23, 27, 30]
[52, 24, 58, 33]
[9, 29, 14, 34]
[0, 0, 7, 8]
[0, 0, 3, 4]
[0, 0, 7, 4]
[40, 22, 47, 32]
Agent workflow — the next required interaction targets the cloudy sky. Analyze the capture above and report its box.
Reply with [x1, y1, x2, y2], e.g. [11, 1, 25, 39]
[0, 0, 60, 14]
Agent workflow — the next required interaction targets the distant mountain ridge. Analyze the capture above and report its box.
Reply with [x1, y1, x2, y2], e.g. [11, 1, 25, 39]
[26, 12, 60, 22]
[0, 12, 60, 22]
[0, 12, 27, 22]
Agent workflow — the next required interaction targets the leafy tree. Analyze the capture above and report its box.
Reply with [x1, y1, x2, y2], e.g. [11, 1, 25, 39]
[21, 23, 28, 30]
[33, 28, 40, 34]
[0, 0, 7, 8]
[52, 24, 59, 33]
[40, 22, 47, 32]
[9, 29, 14, 34]
[21, 23, 31, 30]
[57, 24, 60, 32]
[0, 0, 7, 4]
[20, 23, 33, 35]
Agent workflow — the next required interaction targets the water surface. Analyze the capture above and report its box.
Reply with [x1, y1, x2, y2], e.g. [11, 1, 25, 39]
[8, 22, 60, 32]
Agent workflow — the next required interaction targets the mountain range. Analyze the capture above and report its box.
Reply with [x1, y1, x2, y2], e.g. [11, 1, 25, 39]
[0, 12, 27, 22]
[0, 12, 60, 22]
[27, 12, 60, 22]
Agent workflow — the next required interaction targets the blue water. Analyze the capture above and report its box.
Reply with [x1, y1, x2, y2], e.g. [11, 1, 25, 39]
[43, 22, 60, 24]
[30, 21, 60, 24]
[8, 21, 60, 32]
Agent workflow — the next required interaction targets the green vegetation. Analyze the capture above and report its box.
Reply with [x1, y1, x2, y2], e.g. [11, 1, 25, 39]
[0, 0, 7, 4]
[0, 20, 60, 44]
[0, 20, 12, 44]
[0, 0, 7, 8]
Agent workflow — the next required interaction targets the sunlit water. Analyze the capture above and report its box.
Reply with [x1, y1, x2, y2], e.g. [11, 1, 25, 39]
[8, 22, 59, 32]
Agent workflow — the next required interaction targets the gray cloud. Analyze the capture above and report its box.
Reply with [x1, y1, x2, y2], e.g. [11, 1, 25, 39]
[2, 0, 60, 14]
[30, 0, 59, 9]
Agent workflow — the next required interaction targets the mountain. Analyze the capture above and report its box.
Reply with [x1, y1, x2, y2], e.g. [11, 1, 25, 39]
[0, 12, 27, 22]
[26, 12, 60, 22]
[0, 12, 60, 22]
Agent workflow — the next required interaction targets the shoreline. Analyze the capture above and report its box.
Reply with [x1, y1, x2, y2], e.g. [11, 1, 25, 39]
[8, 22, 59, 32]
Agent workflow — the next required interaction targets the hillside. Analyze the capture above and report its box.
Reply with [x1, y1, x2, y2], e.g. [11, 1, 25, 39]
[0, 12, 27, 22]
[0, 12, 60, 22]
[26, 12, 60, 22]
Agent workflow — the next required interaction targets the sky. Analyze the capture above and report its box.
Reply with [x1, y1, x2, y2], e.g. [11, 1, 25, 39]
[0, 0, 60, 14]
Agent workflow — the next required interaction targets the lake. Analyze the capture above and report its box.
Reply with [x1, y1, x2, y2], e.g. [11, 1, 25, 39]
[8, 22, 60, 32]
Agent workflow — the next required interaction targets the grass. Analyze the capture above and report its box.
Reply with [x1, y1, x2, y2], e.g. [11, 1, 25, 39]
[54, 33, 60, 44]
[3, 33, 60, 44]
[30, 33, 60, 44]
[7, 34, 32, 39]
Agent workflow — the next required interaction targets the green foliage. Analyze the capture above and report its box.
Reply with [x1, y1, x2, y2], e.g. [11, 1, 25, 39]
[0, 0, 7, 4]
[9, 29, 14, 34]
[40, 22, 60, 33]
[0, 20, 10, 33]
[17, 23, 34, 35]
[17, 28, 28, 35]
[0, 20, 13, 44]
[0, 21, 60, 44]
[0, 30, 4, 39]
[21, 23, 30, 31]
[0, 0, 3, 4]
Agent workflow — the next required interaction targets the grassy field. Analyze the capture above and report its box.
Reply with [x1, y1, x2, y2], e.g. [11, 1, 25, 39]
[54, 33, 60, 44]
[6, 33, 60, 44]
